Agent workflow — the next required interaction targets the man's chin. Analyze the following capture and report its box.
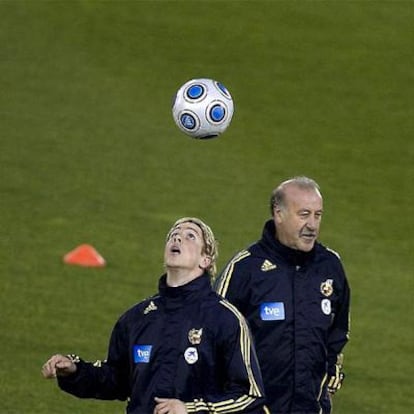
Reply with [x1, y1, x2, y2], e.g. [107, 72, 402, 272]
[298, 240, 315, 252]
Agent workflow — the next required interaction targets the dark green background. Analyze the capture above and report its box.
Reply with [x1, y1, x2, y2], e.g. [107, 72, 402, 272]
[1, 1, 413, 413]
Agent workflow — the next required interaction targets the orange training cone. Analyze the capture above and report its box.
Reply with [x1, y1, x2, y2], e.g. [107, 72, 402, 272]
[63, 244, 106, 267]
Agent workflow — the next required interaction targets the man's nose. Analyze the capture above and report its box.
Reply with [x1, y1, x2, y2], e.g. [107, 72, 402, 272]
[306, 216, 317, 230]
[173, 234, 181, 242]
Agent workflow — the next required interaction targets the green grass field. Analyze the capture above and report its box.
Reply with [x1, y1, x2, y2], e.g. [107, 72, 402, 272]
[1, 1, 413, 413]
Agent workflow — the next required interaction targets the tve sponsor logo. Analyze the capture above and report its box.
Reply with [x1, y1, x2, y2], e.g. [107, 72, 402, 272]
[133, 345, 152, 363]
[260, 302, 285, 321]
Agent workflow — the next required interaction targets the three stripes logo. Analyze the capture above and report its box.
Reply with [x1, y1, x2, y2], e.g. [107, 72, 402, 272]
[261, 260, 276, 272]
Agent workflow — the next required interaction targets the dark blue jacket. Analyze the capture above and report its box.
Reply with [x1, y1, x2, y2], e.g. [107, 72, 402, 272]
[214, 220, 351, 414]
[58, 273, 266, 414]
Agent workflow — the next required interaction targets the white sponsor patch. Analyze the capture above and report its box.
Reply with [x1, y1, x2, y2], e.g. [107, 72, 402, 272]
[184, 347, 198, 364]
[321, 299, 331, 315]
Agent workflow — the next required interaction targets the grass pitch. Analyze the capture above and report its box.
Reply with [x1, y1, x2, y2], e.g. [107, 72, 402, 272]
[1, 1, 413, 413]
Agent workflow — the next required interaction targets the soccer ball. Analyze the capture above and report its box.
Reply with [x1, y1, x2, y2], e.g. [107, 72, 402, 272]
[172, 78, 234, 139]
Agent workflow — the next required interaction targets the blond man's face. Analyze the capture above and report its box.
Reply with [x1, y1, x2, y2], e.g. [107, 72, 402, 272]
[164, 222, 210, 273]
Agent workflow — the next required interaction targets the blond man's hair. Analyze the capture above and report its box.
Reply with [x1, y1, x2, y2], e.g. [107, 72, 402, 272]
[166, 217, 219, 278]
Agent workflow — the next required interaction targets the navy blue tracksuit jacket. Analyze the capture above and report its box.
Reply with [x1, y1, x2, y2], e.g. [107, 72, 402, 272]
[58, 274, 266, 413]
[214, 220, 351, 414]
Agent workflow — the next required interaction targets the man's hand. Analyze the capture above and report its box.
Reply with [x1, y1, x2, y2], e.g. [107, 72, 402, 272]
[41, 354, 77, 379]
[153, 397, 187, 414]
[327, 371, 345, 394]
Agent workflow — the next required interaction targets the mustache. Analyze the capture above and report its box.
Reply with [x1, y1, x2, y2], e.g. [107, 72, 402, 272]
[300, 228, 317, 237]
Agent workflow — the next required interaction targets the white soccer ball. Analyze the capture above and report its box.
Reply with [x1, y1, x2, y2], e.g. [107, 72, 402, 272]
[172, 78, 234, 139]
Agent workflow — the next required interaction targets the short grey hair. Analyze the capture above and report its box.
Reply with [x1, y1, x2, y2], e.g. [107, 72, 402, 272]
[270, 176, 321, 215]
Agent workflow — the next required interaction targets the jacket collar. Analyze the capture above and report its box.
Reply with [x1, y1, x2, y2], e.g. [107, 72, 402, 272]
[158, 273, 211, 309]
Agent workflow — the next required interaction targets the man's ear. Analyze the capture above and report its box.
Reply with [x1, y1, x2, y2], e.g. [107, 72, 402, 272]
[199, 255, 212, 270]
[273, 204, 283, 224]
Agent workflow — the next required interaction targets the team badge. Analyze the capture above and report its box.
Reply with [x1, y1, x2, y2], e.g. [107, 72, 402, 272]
[321, 299, 331, 315]
[320, 279, 334, 297]
[188, 328, 203, 345]
[184, 347, 198, 364]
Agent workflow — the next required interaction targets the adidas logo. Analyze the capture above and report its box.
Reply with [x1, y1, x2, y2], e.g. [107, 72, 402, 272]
[144, 300, 158, 314]
[261, 260, 277, 272]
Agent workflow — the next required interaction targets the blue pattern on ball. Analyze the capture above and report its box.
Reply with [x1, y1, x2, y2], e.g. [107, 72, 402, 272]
[217, 82, 231, 98]
[180, 113, 196, 130]
[187, 85, 204, 100]
[210, 104, 225, 122]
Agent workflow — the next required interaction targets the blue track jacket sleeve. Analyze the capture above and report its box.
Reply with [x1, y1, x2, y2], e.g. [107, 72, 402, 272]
[58, 319, 130, 401]
[327, 261, 351, 376]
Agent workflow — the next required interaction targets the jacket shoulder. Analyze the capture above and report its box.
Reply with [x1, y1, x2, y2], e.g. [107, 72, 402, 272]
[316, 242, 343, 263]
[325, 245, 342, 260]
[214, 244, 266, 298]
[203, 292, 250, 329]
[117, 293, 160, 324]
[223, 242, 265, 270]
[315, 243, 348, 284]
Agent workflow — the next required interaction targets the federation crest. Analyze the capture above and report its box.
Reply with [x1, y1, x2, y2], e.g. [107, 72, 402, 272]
[320, 279, 334, 297]
[188, 328, 203, 345]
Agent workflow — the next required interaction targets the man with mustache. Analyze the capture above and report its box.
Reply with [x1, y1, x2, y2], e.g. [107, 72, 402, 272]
[215, 177, 351, 414]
